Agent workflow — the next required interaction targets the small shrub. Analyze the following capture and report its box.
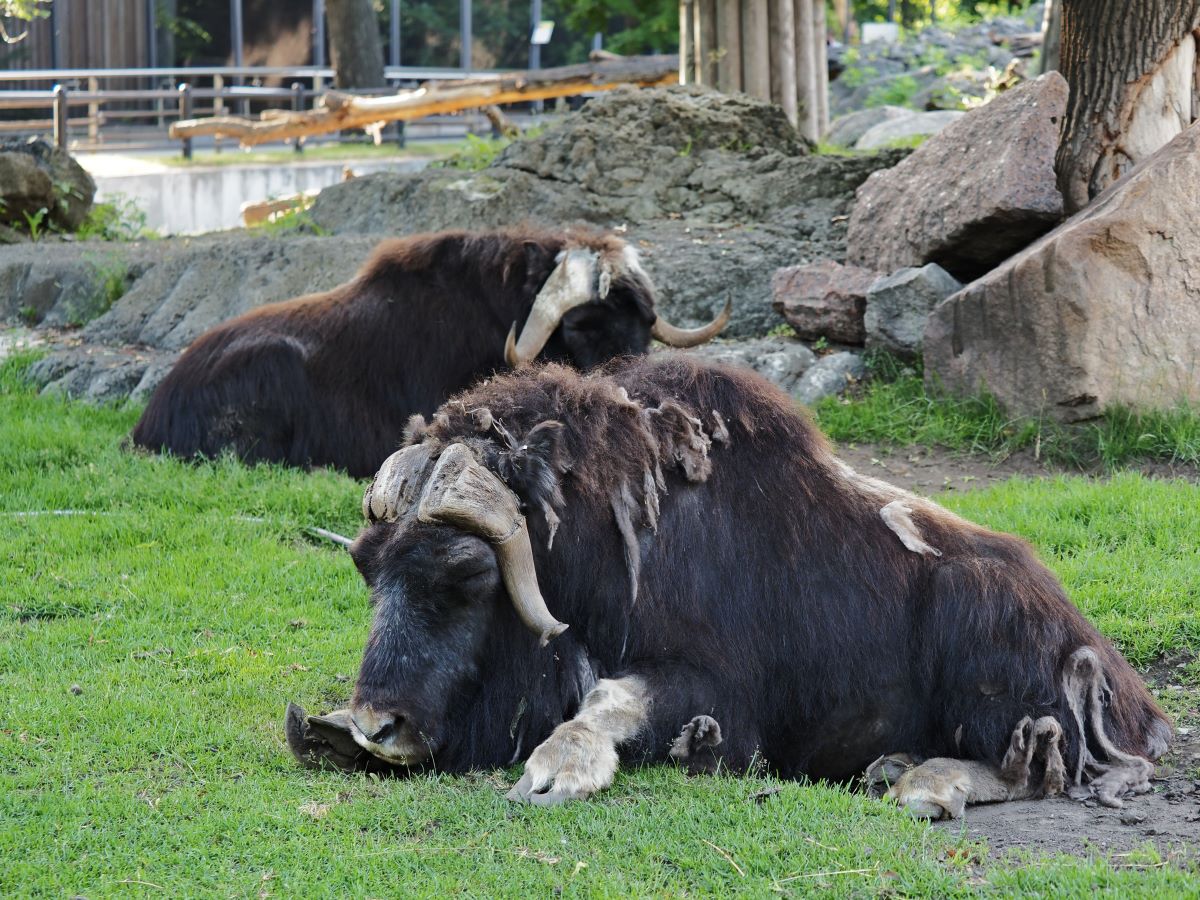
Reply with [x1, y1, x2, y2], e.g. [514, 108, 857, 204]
[435, 133, 508, 172]
[249, 206, 329, 237]
[865, 74, 923, 109]
[765, 322, 797, 339]
[77, 194, 158, 242]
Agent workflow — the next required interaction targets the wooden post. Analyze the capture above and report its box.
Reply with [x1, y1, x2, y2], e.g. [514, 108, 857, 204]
[812, 0, 828, 136]
[52, 85, 69, 150]
[87, 76, 100, 143]
[696, 0, 717, 85]
[178, 83, 193, 160]
[741, 0, 771, 101]
[716, 0, 742, 92]
[794, 0, 817, 139]
[679, 0, 693, 84]
[771, 0, 798, 127]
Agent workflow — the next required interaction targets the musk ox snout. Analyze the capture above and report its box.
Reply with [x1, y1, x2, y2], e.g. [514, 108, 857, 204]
[349, 702, 436, 766]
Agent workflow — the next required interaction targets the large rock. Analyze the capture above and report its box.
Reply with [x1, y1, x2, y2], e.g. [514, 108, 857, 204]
[865, 263, 961, 358]
[771, 259, 878, 345]
[0, 137, 96, 231]
[847, 73, 1068, 281]
[825, 106, 915, 148]
[681, 337, 817, 394]
[924, 119, 1200, 421]
[792, 351, 867, 406]
[854, 110, 964, 150]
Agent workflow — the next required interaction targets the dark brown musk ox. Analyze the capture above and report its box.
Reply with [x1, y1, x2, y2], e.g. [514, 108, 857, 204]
[286, 354, 1171, 816]
[130, 228, 728, 478]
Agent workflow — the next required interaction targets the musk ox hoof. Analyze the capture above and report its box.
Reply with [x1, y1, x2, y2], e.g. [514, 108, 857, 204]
[506, 720, 616, 806]
[668, 715, 723, 774]
[863, 753, 919, 799]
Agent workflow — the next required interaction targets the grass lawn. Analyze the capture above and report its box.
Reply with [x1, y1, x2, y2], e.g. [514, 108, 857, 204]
[2, 354, 1198, 897]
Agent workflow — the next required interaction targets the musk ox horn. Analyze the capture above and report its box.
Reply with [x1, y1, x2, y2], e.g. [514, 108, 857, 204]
[505, 249, 600, 368]
[651, 296, 732, 348]
[362, 442, 439, 523]
[417, 443, 568, 646]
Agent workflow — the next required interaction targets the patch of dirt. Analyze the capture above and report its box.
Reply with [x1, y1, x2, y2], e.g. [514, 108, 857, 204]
[937, 730, 1200, 857]
[834, 443, 1200, 495]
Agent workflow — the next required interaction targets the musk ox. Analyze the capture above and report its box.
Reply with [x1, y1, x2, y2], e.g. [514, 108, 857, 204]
[286, 355, 1170, 816]
[131, 228, 727, 478]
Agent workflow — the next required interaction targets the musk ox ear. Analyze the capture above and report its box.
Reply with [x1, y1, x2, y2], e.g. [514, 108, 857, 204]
[496, 420, 570, 548]
[645, 401, 712, 482]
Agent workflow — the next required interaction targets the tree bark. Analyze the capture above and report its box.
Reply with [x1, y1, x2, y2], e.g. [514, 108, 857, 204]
[770, 0, 799, 128]
[811, 0, 828, 136]
[715, 0, 742, 92]
[326, 0, 386, 89]
[1056, 0, 1200, 214]
[794, 0, 817, 138]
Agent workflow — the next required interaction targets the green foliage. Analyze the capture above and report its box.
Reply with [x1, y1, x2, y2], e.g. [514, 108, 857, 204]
[565, 0, 679, 55]
[865, 74, 922, 108]
[18, 207, 48, 242]
[434, 133, 510, 172]
[815, 365, 1200, 471]
[81, 254, 131, 325]
[765, 322, 797, 339]
[76, 194, 158, 242]
[248, 206, 330, 238]
[0, 378, 1197, 893]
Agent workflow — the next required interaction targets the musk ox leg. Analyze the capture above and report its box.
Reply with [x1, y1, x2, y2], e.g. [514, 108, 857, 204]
[507, 676, 648, 806]
[1062, 647, 1156, 808]
[874, 716, 1067, 820]
[668, 714, 723, 774]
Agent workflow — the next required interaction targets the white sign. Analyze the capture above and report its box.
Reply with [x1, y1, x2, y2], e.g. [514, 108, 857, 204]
[531, 20, 555, 45]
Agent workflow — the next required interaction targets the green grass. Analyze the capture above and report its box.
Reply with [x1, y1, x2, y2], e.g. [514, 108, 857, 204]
[816, 371, 1200, 470]
[1, 353, 1198, 896]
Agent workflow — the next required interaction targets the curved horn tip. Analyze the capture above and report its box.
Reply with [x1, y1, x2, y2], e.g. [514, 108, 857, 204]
[651, 296, 732, 348]
[539, 622, 569, 647]
[504, 322, 521, 368]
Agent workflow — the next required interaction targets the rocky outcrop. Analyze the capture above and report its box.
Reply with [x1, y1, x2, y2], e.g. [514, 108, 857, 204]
[771, 259, 878, 345]
[683, 337, 818, 395]
[865, 263, 961, 358]
[924, 119, 1200, 421]
[793, 351, 867, 406]
[309, 87, 908, 338]
[0, 137, 96, 232]
[825, 106, 914, 148]
[847, 73, 1068, 281]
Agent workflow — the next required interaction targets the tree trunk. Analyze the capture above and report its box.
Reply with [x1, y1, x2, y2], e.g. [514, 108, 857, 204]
[1056, 0, 1200, 213]
[794, 0, 817, 138]
[741, 0, 772, 101]
[326, 0, 386, 89]
[715, 0, 742, 92]
[1038, 0, 1062, 73]
[811, 0, 828, 136]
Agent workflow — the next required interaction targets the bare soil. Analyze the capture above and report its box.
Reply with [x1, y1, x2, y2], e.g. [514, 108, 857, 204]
[834, 442, 1200, 495]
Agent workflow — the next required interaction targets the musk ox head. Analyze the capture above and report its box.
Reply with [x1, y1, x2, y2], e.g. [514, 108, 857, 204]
[508, 240, 731, 370]
[346, 422, 573, 765]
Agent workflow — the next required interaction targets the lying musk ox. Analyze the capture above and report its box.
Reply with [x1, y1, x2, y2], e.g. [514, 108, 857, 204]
[286, 355, 1170, 816]
[131, 229, 727, 478]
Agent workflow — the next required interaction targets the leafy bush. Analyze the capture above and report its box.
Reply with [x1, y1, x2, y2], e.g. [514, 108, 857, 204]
[76, 194, 158, 242]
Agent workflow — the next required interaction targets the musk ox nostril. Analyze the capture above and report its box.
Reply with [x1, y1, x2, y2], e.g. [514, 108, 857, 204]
[353, 711, 398, 745]
[369, 718, 398, 743]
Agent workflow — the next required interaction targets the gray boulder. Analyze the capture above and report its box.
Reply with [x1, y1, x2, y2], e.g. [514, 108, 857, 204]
[0, 137, 96, 231]
[825, 106, 915, 148]
[854, 110, 965, 150]
[848, 73, 1068, 280]
[792, 351, 867, 406]
[681, 337, 817, 394]
[865, 263, 961, 358]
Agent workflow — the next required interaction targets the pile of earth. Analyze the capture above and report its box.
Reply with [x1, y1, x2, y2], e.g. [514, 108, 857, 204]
[1, 85, 907, 405]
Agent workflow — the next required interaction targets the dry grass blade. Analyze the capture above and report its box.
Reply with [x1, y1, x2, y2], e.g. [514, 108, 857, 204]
[701, 839, 746, 877]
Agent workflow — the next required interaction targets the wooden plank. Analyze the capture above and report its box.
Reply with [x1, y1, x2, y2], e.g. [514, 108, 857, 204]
[172, 54, 680, 145]
[715, 0, 742, 92]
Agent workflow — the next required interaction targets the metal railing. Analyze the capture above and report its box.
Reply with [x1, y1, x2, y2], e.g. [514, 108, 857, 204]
[0, 65, 501, 156]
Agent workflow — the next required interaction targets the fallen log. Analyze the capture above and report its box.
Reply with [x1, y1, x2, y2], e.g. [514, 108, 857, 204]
[170, 54, 679, 147]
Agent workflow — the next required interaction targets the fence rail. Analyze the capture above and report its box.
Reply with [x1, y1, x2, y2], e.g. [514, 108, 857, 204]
[0, 65, 504, 156]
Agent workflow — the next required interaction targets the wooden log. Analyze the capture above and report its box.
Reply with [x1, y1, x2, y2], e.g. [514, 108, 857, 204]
[680, 0, 693, 84]
[716, 0, 743, 92]
[794, 0, 818, 139]
[771, 0, 799, 127]
[741, 0, 772, 101]
[170, 55, 679, 146]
